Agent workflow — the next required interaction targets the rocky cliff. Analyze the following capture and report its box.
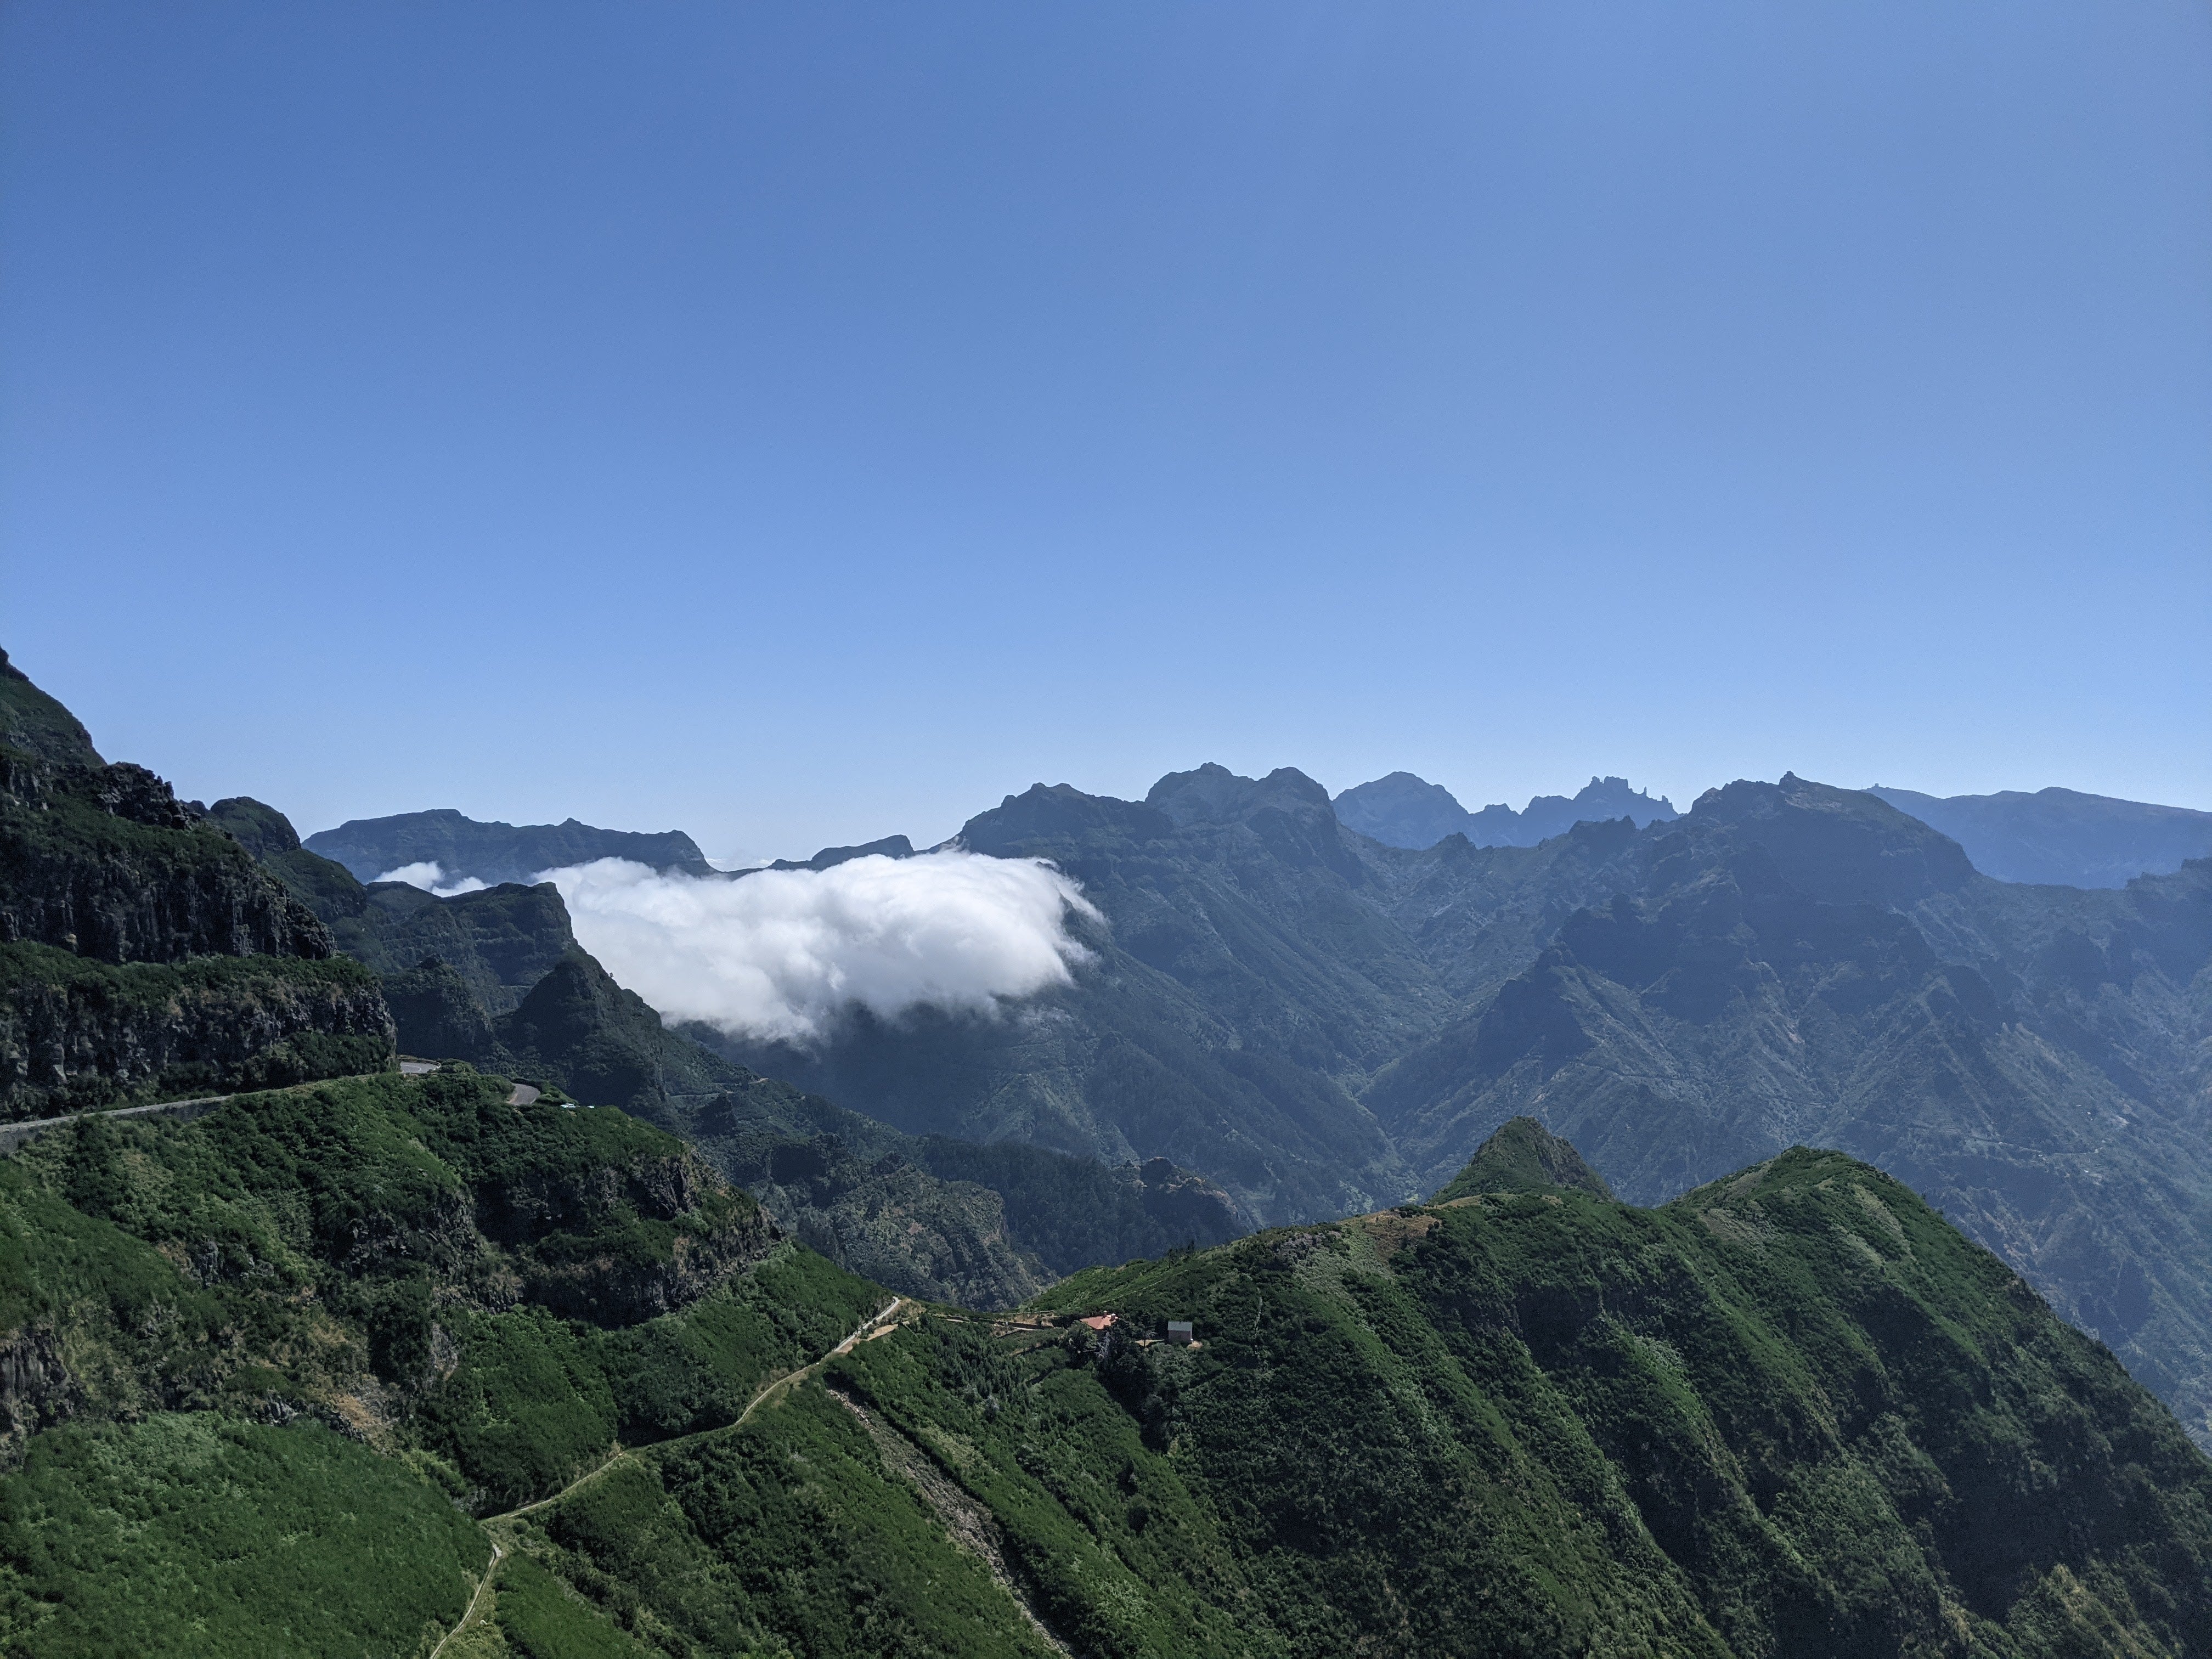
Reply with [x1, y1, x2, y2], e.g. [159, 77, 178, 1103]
[0, 652, 394, 1119]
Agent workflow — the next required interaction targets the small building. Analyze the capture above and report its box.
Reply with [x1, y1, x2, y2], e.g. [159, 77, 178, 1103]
[1165, 1321, 1194, 1346]
[1078, 1313, 1116, 1333]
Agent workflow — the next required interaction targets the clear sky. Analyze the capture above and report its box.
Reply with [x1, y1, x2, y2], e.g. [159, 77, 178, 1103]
[4, 1, 2207, 861]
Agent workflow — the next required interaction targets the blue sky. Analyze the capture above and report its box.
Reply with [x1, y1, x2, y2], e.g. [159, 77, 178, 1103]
[4, 1, 2207, 860]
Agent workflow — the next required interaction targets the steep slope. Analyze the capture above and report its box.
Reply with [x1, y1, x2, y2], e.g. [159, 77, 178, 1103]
[0, 1067, 884, 1656]
[306, 808, 714, 886]
[215, 797, 1255, 1310]
[1871, 783, 2212, 889]
[0, 656, 392, 1119]
[712, 766, 1657, 1221]
[523, 1146, 2212, 1657]
[1371, 776, 2212, 1446]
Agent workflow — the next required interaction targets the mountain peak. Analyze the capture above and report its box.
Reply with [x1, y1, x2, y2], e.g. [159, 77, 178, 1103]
[1336, 771, 1677, 850]
[1431, 1116, 1614, 1201]
[1685, 775, 1974, 907]
[1145, 764, 1333, 827]
[0, 646, 104, 770]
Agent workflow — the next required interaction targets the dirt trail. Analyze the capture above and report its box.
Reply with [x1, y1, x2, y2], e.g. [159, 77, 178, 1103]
[428, 1296, 907, 1654]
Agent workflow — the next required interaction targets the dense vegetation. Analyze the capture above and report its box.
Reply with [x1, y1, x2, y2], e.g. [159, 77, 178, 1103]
[516, 1146, 2212, 1656]
[1430, 1114, 1612, 1200]
[1, 1015, 2208, 1652]
[707, 763, 2212, 1453]
[0, 1066, 890, 1654]
[0, 1413, 488, 1657]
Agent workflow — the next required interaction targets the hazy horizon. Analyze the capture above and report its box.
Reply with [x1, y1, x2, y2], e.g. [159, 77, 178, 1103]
[5, 1, 2207, 856]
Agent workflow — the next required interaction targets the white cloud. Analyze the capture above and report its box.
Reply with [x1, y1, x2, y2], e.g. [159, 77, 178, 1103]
[376, 860, 489, 898]
[537, 851, 1100, 1043]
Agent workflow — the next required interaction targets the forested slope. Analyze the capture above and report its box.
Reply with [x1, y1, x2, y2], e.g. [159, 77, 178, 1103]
[501, 1142, 2212, 1657]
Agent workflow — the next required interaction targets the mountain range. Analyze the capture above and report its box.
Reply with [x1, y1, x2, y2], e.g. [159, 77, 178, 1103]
[147, 735, 2212, 1452]
[1329, 766, 2212, 891]
[1867, 784, 2212, 889]
[5, 642, 2212, 1654]
[306, 809, 715, 887]
[1334, 770, 1680, 849]
[699, 763, 2212, 1454]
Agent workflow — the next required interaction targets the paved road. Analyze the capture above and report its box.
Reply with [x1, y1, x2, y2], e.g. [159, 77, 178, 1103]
[3, 1069, 545, 1155]
[0, 1092, 237, 1155]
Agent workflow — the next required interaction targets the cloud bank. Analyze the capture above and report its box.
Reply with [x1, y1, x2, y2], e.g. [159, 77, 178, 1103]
[377, 861, 489, 898]
[539, 851, 1100, 1043]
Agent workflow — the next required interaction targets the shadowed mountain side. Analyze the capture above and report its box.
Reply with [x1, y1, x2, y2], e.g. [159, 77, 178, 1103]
[305, 807, 714, 886]
[0, 661, 393, 1120]
[1370, 777, 2212, 1446]
[1872, 783, 2212, 888]
[707, 769, 1671, 1222]
[210, 800, 599, 1023]
[404, 947, 1254, 1308]
[206, 791, 1260, 1312]
[659, 1075, 1250, 1309]
[1432, 1115, 1614, 1200]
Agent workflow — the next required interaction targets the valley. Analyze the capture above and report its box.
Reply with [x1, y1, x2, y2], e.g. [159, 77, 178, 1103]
[3, 645, 2210, 1655]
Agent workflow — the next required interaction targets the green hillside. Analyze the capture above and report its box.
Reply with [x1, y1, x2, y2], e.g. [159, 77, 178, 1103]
[708, 765, 2212, 1454]
[0, 1066, 886, 1654]
[1, 1053, 2208, 1654]
[510, 1146, 2212, 1656]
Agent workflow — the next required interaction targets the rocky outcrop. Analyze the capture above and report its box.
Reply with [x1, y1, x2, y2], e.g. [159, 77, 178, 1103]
[1129, 1155, 1251, 1240]
[0, 943, 393, 1119]
[489, 1144, 780, 1323]
[0, 653, 391, 1121]
[0, 1325, 77, 1458]
[0, 755, 332, 966]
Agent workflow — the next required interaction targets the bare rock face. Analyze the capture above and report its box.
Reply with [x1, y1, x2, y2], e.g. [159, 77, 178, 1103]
[0, 1327, 78, 1458]
[0, 652, 393, 1120]
[0, 755, 334, 966]
[0, 952, 394, 1120]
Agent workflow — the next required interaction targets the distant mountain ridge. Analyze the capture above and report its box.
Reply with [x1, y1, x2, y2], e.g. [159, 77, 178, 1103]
[1868, 783, 2212, 888]
[305, 808, 714, 886]
[714, 760, 2212, 1451]
[1336, 770, 1680, 849]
